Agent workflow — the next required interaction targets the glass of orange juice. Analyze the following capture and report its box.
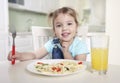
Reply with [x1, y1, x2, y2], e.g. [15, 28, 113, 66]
[91, 35, 109, 75]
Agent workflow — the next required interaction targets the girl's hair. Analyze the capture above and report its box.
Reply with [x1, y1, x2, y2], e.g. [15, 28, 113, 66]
[48, 7, 79, 28]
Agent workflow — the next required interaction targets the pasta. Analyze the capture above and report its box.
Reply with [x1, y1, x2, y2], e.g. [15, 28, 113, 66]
[34, 60, 84, 74]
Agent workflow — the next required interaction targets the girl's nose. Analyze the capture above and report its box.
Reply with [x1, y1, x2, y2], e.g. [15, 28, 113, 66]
[62, 25, 67, 30]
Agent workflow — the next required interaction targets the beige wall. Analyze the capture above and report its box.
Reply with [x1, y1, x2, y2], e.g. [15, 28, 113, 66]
[106, 0, 120, 65]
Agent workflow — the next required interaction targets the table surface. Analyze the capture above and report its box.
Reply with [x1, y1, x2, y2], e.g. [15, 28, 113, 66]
[0, 60, 120, 83]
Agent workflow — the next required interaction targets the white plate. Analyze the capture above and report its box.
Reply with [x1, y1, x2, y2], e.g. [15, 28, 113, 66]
[26, 59, 87, 76]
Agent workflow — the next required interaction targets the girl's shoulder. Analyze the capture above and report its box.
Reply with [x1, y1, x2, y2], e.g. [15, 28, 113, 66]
[46, 37, 60, 45]
[72, 36, 87, 46]
[73, 36, 82, 43]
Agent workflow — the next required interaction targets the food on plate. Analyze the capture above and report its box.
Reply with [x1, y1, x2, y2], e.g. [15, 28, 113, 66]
[34, 60, 84, 74]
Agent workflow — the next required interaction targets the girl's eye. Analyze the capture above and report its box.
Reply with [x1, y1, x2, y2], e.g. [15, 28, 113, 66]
[56, 24, 62, 28]
[67, 22, 72, 26]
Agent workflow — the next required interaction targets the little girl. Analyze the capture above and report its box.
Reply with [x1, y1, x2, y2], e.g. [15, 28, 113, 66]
[8, 7, 89, 61]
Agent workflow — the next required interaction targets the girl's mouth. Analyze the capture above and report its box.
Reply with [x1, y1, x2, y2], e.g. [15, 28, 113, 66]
[61, 33, 70, 38]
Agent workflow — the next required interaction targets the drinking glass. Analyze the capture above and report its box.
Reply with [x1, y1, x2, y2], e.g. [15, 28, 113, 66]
[90, 35, 109, 75]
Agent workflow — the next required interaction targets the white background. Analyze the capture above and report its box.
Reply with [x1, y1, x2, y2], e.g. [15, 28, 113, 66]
[106, 0, 120, 65]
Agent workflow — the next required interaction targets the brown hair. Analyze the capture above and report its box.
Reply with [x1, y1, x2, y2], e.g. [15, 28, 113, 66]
[48, 7, 79, 28]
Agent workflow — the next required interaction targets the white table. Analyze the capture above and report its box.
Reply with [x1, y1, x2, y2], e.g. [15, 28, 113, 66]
[0, 60, 120, 83]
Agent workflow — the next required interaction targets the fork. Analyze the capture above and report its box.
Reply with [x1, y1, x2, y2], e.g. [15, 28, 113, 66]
[11, 30, 16, 65]
[9, 25, 17, 65]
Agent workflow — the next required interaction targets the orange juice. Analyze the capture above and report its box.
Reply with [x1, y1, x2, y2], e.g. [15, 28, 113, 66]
[91, 48, 108, 71]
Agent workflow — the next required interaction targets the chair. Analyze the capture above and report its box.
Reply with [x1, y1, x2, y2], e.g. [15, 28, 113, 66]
[31, 26, 54, 59]
[76, 36, 91, 62]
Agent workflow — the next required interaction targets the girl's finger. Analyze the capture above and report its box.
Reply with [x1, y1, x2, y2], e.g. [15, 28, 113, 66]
[11, 55, 16, 59]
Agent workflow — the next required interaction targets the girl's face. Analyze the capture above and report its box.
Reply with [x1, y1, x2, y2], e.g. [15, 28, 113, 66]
[54, 13, 78, 42]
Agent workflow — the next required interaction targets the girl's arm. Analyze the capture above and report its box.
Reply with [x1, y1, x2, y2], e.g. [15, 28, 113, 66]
[63, 50, 87, 61]
[61, 41, 87, 61]
[34, 46, 48, 59]
[8, 51, 36, 61]
[74, 54, 87, 61]
[62, 50, 74, 59]
[8, 47, 48, 61]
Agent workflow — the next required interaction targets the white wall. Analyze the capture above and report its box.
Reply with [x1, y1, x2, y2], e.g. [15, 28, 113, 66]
[0, 0, 9, 61]
[106, 0, 120, 65]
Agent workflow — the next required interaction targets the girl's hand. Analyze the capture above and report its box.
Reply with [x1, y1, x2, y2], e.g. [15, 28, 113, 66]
[61, 42, 70, 52]
[7, 51, 21, 61]
[61, 41, 74, 59]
